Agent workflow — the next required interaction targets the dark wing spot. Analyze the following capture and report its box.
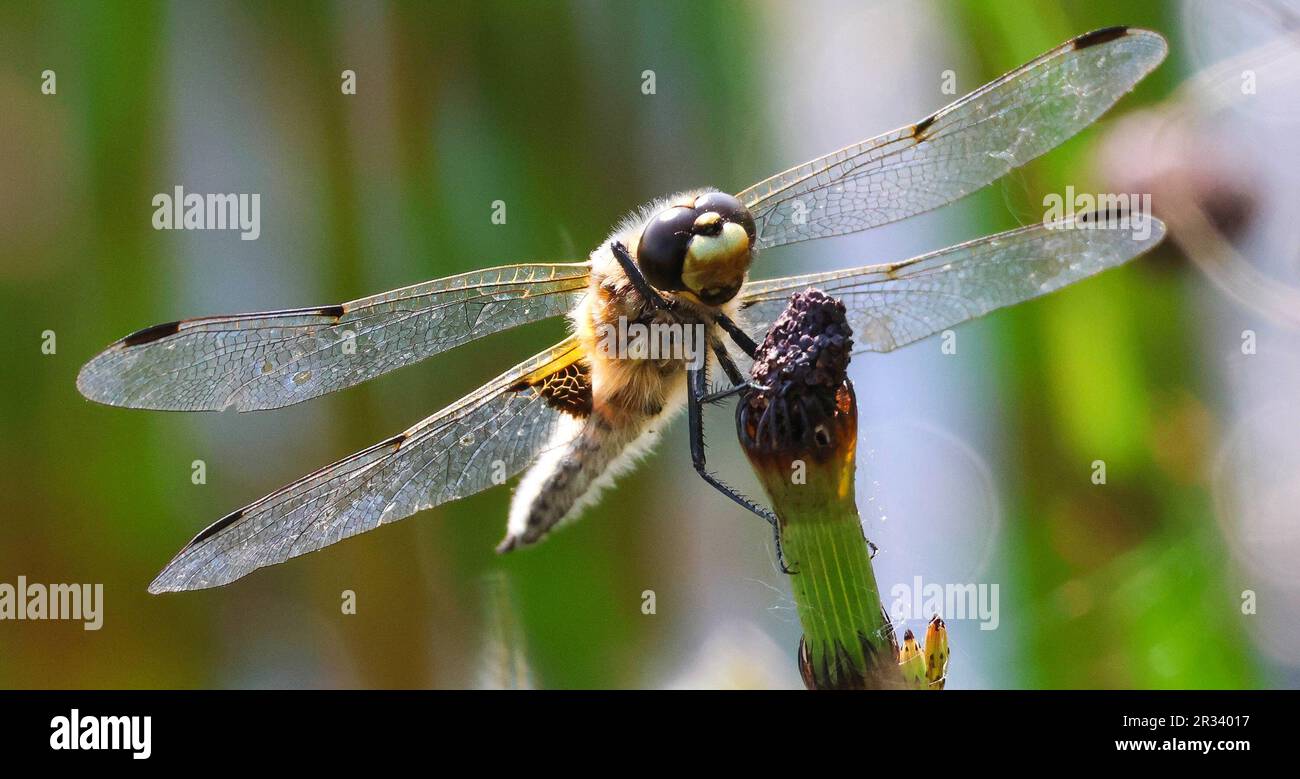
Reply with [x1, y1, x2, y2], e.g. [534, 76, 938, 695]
[537, 361, 593, 417]
[511, 360, 592, 417]
[912, 114, 937, 142]
[1073, 26, 1128, 50]
[122, 320, 182, 347]
[188, 509, 244, 546]
[317, 304, 346, 320]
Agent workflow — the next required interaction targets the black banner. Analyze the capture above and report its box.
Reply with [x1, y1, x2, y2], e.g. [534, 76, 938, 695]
[0, 690, 1283, 764]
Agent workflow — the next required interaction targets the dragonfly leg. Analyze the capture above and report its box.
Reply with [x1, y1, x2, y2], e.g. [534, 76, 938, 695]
[610, 238, 759, 363]
[609, 241, 674, 312]
[710, 336, 746, 385]
[688, 362, 796, 574]
[701, 382, 751, 405]
[700, 336, 752, 403]
[713, 310, 759, 359]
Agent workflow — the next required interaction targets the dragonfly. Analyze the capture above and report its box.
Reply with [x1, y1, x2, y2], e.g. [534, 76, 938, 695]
[78, 27, 1168, 592]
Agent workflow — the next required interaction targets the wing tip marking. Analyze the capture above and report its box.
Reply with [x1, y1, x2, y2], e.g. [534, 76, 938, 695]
[188, 508, 245, 547]
[121, 320, 182, 347]
[150, 429, 410, 593]
[1072, 26, 1130, 50]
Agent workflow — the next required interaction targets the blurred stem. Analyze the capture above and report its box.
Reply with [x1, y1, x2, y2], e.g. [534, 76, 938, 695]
[479, 572, 533, 690]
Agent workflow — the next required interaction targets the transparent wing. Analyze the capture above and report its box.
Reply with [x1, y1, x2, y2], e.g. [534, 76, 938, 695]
[149, 338, 588, 592]
[738, 212, 1166, 353]
[737, 27, 1167, 250]
[77, 262, 590, 412]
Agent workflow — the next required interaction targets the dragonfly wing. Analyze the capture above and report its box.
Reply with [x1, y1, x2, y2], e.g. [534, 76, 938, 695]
[739, 212, 1166, 353]
[148, 337, 591, 592]
[78, 262, 590, 411]
[738, 27, 1167, 250]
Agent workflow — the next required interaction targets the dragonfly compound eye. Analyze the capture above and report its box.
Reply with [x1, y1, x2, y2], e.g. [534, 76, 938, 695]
[636, 205, 697, 291]
[693, 191, 756, 244]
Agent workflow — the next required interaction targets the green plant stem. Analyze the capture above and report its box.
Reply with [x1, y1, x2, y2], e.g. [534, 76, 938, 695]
[785, 500, 885, 680]
[745, 424, 900, 689]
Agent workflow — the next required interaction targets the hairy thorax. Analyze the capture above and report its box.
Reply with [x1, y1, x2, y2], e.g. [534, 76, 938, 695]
[573, 236, 741, 427]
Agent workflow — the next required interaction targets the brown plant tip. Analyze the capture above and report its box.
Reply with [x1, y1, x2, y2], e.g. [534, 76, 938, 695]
[739, 289, 855, 454]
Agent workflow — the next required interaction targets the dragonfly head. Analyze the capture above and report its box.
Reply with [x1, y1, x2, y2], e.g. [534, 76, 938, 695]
[636, 191, 756, 306]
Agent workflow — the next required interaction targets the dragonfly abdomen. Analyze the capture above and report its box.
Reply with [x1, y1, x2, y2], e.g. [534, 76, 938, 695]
[497, 408, 664, 552]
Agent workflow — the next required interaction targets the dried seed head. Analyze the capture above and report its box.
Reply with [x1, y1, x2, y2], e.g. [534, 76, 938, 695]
[739, 289, 855, 455]
[751, 289, 854, 394]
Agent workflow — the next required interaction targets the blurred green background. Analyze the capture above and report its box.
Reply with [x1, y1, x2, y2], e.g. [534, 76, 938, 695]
[1, 0, 1293, 689]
